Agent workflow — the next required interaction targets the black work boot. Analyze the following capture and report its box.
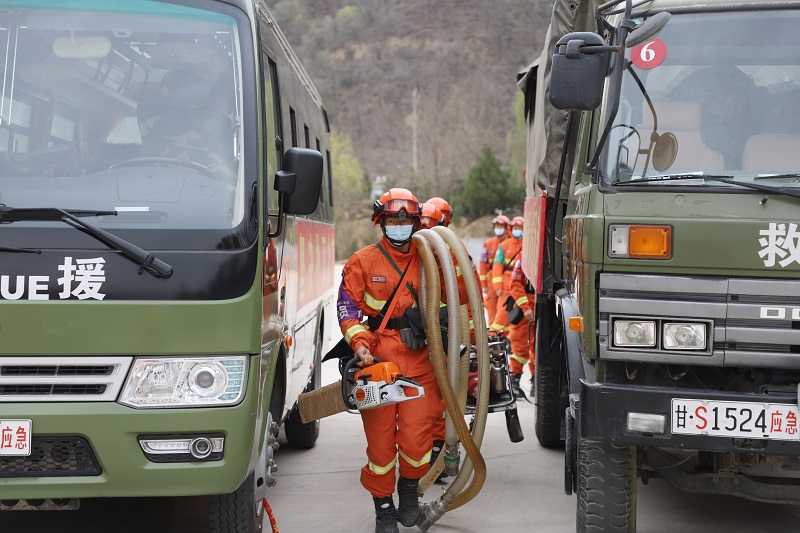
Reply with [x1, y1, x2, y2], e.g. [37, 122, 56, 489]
[397, 477, 420, 527]
[373, 496, 399, 533]
[511, 373, 523, 398]
[430, 440, 448, 481]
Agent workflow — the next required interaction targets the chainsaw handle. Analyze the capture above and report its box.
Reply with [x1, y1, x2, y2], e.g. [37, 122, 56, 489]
[342, 355, 382, 410]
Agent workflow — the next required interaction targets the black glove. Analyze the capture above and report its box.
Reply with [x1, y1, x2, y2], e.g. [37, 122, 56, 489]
[400, 328, 426, 350]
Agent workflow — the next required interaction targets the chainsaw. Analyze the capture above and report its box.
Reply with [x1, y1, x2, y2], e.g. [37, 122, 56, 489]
[342, 356, 425, 411]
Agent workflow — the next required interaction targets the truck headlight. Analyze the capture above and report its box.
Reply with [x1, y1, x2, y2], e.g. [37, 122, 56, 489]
[119, 356, 247, 408]
[613, 320, 656, 347]
[663, 323, 706, 350]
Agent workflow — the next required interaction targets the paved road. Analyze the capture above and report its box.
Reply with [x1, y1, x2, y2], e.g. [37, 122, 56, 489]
[267, 363, 800, 533]
[4, 362, 800, 532]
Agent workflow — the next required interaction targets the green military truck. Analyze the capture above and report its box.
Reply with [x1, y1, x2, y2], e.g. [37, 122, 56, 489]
[518, 0, 800, 529]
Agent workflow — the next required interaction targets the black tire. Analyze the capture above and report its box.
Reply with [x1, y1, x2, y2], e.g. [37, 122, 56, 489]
[576, 437, 637, 533]
[284, 328, 323, 449]
[534, 299, 566, 448]
[209, 473, 262, 533]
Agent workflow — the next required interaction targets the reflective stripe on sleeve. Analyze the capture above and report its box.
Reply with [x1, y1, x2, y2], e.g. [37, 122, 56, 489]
[364, 292, 386, 312]
[515, 296, 529, 307]
[478, 273, 487, 281]
[399, 449, 431, 468]
[345, 324, 368, 343]
[490, 322, 510, 332]
[368, 457, 397, 475]
[491, 276, 503, 284]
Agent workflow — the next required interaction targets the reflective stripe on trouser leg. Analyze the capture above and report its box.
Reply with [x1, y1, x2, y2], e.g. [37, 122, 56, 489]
[360, 403, 399, 498]
[397, 371, 441, 479]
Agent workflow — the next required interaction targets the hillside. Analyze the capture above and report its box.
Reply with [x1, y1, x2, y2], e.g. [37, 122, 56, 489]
[272, 0, 552, 197]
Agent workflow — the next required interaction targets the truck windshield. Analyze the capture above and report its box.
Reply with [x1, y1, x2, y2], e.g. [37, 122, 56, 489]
[605, 9, 800, 189]
[0, 1, 251, 249]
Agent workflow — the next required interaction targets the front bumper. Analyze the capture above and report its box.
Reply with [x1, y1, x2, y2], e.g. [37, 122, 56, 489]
[0, 357, 264, 500]
[579, 380, 800, 454]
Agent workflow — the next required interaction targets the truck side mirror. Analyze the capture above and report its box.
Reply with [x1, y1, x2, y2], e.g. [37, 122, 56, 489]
[549, 32, 609, 111]
[278, 147, 322, 216]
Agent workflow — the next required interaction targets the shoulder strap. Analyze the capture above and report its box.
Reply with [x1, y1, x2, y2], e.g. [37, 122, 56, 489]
[373, 255, 417, 336]
[375, 242, 419, 302]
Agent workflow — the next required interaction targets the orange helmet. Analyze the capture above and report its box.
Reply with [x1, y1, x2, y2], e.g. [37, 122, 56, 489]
[492, 215, 510, 226]
[510, 216, 524, 228]
[426, 197, 452, 226]
[419, 203, 444, 229]
[372, 188, 421, 225]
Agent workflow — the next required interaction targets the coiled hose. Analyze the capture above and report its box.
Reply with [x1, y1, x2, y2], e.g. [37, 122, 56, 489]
[411, 227, 490, 529]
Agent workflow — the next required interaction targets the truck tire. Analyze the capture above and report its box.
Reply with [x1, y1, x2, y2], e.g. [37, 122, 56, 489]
[209, 472, 263, 533]
[576, 437, 637, 533]
[284, 329, 323, 449]
[534, 299, 565, 448]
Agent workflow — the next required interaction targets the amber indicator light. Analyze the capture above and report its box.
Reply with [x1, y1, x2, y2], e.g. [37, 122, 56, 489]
[628, 226, 672, 259]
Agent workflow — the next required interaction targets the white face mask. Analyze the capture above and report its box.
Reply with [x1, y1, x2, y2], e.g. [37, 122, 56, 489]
[494, 228, 506, 237]
[512, 229, 523, 239]
[385, 224, 414, 244]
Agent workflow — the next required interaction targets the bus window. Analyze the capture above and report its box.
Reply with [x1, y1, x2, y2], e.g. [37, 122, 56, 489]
[304, 124, 310, 148]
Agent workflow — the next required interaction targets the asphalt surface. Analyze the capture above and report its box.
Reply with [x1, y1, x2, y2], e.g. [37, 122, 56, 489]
[267, 363, 800, 533]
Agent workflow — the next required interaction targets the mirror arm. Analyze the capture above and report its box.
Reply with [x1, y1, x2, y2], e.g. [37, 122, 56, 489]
[267, 210, 284, 239]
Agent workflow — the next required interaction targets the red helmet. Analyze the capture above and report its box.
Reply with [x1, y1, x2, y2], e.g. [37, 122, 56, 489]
[426, 197, 452, 226]
[510, 216, 524, 228]
[372, 188, 421, 225]
[492, 215, 510, 226]
[419, 203, 444, 230]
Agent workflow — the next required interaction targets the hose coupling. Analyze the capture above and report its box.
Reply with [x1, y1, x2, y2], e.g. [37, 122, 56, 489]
[416, 498, 447, 531]
[443, 444, 460, 477]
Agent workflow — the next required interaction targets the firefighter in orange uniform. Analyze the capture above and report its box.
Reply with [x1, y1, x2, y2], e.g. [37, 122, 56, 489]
[489, 216, 524, 335]
[338, 188, 443, 533]
[478, 214, 510, 326]
[419, 202, 444, 230]
[508, 255, 536, 396]
[426, 196, 452, 227]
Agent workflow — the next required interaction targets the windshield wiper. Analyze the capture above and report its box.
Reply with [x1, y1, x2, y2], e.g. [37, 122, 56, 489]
[0, 245, 40, 254]
[615, 173, 800, 200]
[0, 207, 173, 278]
[754, 173, 800, 181]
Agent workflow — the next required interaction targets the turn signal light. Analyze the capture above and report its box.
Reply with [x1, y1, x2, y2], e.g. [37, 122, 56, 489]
[609, 225, 672, 259]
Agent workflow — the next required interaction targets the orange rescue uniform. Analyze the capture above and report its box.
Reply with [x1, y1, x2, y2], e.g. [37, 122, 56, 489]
[489, 236, 523, 333]
[508, 256, 535, 376]
[479, 235, 504, 326]
[338, 236, 464, 498]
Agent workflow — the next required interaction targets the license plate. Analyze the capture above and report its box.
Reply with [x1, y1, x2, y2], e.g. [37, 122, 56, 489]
[0, 419, 32, 456]
[672, 399, 800, 441]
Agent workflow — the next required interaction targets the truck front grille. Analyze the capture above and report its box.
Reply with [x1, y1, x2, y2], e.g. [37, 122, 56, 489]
[599, 274, 800, 368]
[0, 436, 101, 477]
[0, 357, 131, 402]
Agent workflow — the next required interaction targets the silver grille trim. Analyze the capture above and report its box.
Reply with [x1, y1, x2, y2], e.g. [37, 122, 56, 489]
[0, 357, 132, 402]
[599, 274, 800, 368]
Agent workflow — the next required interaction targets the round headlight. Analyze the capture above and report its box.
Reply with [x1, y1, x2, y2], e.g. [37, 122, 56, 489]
[188, 364, 227, 397]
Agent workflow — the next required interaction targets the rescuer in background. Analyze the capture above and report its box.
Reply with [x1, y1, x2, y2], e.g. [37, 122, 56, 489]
[489, 216, 525, 395]
[479, 214, 510, 326]
[419, 202, 444, 230]
[489, 216, 524, 335]
[508, 255, 536, 397]
[423, 195, 481, 480]
[426, 196, 453, 227]
[337, 188, 443, 533]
